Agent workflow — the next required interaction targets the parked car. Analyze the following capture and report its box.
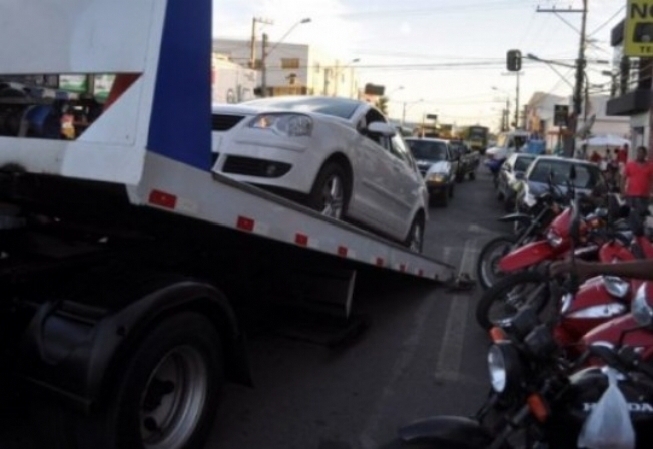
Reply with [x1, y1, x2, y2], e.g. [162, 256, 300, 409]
[497, 153, 538, 210]
[210, 96, 429, 251]
[404, 137, 456, 207]
[449, 140, 480, 181]
[515, 156, 606, 211]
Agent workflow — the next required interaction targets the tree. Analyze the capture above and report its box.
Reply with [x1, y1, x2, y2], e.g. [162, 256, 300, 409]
[375, 96, 389, 115]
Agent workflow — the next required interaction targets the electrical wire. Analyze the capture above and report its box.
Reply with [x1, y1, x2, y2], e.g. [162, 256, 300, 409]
[589, 5, 626, 37]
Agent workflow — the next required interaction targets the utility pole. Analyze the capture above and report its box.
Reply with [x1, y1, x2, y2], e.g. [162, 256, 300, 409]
[536, 1, 587, 157]
[249, 17, 273, 69]
[261, 33, 268, 97]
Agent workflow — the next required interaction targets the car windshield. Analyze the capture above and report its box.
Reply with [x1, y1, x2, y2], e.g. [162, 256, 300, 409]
[527, 159, 601, 189]
[240, 96, 361, 119]
[514, 156, 536, 172]
[406, 140, 448, 161]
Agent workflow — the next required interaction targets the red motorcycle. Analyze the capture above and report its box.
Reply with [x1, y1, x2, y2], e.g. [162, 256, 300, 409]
[580, 281, 653, 362]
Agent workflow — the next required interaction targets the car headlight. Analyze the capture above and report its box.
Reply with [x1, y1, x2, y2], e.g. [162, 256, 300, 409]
[632, 283, 653, 327]
[546, 229, 563, 247]
[426, 172, 447, 183]
[603, 276, 630, 299]
[487, 342, 521, 393]
[249, 113, 313, 137]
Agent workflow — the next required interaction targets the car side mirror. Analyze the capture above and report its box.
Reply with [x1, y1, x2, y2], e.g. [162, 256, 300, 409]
[368, 122, 397, 137]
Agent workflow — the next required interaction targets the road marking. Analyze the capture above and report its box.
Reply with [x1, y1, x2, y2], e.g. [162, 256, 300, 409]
[434, 239, 478, 383]
[358, 247, 455, 449]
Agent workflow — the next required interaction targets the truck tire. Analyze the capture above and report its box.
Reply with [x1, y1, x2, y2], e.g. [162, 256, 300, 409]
[30, 312, 224, 449]
[105, 312, 224, 449]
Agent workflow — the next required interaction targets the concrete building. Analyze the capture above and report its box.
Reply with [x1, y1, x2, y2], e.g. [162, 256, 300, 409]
[525, 91, 628, 152]
[212, 38, 361, 99]
[606, 18, 653, 160]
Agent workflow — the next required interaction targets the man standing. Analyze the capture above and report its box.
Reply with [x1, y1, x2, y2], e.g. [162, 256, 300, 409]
[622, 146, 653, 217]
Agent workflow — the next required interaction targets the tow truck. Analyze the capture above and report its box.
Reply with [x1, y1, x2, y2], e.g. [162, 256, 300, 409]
[0, 1, 455, 448]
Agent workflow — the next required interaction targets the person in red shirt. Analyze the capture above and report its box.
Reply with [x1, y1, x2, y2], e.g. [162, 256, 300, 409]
[622, 145, 653, 217]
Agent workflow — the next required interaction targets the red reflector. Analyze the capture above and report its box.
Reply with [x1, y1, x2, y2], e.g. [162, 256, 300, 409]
[376, 257, 385, 267]
[338, 246, 348, 257]
[149, 189, 177, 209]
[295, 233, 308, 246]
[237, 216, 255, 232]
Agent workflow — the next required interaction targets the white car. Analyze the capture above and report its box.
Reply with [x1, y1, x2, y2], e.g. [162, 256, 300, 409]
[210, 96, 429, 252]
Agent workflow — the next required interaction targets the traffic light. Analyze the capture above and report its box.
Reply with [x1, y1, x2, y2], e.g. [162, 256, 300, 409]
[554, 104, 569, 127]
[506, 49, 522, 72]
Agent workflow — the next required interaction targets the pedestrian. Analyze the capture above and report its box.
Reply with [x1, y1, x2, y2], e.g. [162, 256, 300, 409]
[589, 150, 601, 163]
[621, 145, 653, 218]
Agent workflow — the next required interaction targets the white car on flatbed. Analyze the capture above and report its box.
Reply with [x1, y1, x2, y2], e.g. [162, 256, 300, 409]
[211, 96, 429, 251]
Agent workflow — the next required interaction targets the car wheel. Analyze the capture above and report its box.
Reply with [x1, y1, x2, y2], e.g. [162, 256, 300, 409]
[404, 214, 425, 253]
[308, 162, 349, 220]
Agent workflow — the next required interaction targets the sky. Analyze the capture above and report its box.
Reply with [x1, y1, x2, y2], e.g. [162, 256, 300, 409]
[213, 0, 625, 130]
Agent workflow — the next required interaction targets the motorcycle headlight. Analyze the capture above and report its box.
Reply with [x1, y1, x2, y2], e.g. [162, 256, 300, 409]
[523, 192, 536, 207]
[249, 113, 313, 137]
[632, 283, 653, 327]
[546, 229, 563, 248]
[487, 342, 521, 393]
[603, 276, 630, 299]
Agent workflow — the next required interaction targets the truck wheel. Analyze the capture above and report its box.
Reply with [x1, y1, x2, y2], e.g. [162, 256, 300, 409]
[31, 313, 224, 449]
[107, 312, 224, 449]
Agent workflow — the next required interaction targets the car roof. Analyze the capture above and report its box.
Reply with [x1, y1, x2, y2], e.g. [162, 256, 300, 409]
[404, 137, 449, 144]
[530, 155, 595, 166]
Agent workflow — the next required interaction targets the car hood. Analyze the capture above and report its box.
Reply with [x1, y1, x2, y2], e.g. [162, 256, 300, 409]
[211, 103, 352, 127]
[421, 160, 451, 174]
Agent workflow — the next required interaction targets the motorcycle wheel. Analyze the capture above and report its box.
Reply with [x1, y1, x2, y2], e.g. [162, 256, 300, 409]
[476, 271, 550, 331]
[476, 235, 518, 291]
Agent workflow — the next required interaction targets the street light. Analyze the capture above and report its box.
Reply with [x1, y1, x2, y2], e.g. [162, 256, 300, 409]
[401, 98, 423, 126]
[261, 17, 311, 97]
[492, 86, 510, 131]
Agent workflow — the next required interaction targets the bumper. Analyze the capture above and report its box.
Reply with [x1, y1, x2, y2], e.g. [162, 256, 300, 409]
[426, 181, 452, 196]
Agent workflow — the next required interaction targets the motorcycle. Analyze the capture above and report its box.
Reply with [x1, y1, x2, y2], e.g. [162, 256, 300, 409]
[476, 186, 567, 291]
[390, 314, 653, 449]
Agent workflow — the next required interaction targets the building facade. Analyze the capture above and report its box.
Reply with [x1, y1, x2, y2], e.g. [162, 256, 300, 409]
[525, 91, 629, 152]
[606, 19, 652, 159]
[212, 38, 360, 99]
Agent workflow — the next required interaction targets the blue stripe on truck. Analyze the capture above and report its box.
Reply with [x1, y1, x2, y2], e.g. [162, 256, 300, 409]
[147, 0, 212, 171]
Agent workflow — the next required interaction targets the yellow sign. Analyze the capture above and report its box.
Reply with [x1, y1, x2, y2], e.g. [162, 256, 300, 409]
[625, 0, 653, 57]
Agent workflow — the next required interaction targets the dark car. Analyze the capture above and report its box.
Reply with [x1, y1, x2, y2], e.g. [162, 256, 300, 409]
[449, 140, 480, 181]
[516, 156, 606, 211]
[405, 137, 457, 207]
[497, 153, 538, 210]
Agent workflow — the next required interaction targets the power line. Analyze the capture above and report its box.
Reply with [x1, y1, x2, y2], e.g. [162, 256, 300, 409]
[589, 5, 626, 36]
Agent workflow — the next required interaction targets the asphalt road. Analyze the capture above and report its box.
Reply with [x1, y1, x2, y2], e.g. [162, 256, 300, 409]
[206, 169, 513, 449]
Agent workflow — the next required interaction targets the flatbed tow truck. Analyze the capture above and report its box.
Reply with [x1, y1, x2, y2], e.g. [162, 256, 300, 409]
[0, 1, 455, 448]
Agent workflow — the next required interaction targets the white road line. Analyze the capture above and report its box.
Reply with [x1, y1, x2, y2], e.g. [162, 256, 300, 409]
[434, 238, 478, 382]
[358, 247, 454, 449]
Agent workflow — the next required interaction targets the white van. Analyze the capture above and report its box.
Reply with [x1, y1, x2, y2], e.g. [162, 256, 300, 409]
[485, 130, 530, 160]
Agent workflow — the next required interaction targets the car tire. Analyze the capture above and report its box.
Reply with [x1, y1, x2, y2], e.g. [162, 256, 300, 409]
[449, 184, 454, 198]
[404, 213, 425, 253]
[469, 171, 476, 180]
[307, 162, 350, 220]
